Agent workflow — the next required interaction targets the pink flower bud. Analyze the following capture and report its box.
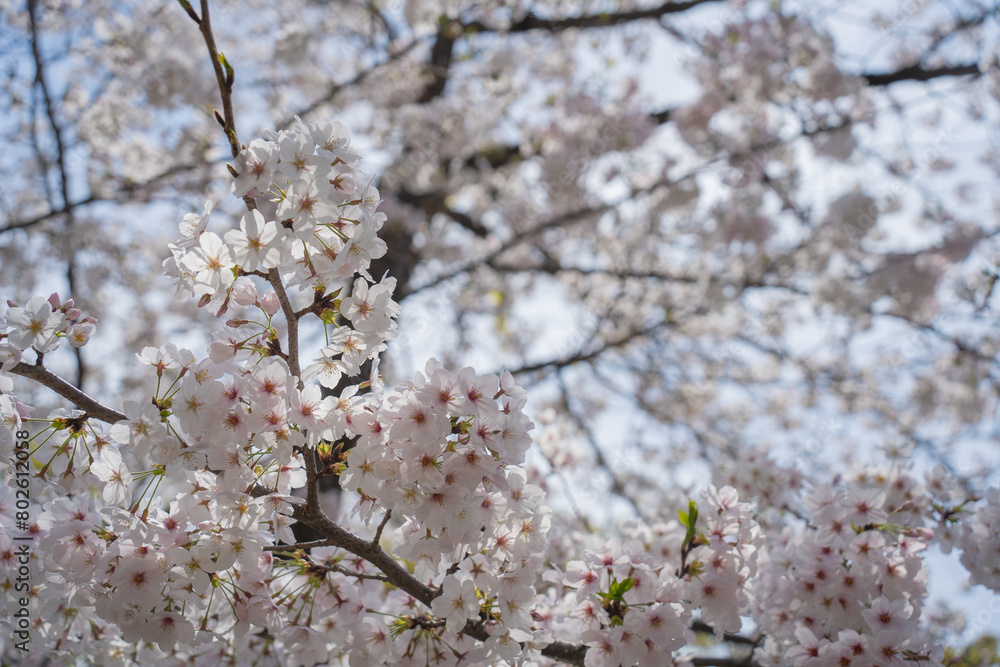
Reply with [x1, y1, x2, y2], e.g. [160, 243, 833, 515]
[260, 291, 280, 316]
[231, 278, 258, 307]
[48, 293, 61, 309]
[209, 340, 237, 362]
[65, 308, 82, 320]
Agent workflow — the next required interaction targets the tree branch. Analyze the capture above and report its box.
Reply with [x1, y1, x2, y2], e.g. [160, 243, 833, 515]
[1, 195, 98, 235]
[418, 20, 460, 103]
[196, 0, 238, 160]
[690, 619, 758, 645]
[182, 0, 257, 211]
[404, 178, 673, 298]
[446, 53, 980, 177]
[470, 0, 724, 33]
[9, 362, 126, 424]
[28, 0, 86, 388]
[557, 374, 644, 517]
[508, 320, 668, 376]
[279, 483, 589, 664]
[279, 40, 421, 130]
[395, 188, 489, 236]
[863, 61, 982, 86]
[1, 159, 210, 235]
[689, 657, 757, 667]
[266, 268, 300, 380]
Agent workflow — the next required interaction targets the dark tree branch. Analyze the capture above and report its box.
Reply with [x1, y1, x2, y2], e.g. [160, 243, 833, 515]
[508, 320, 668, 376]
[446, 51, 978, 176]
[28, 0, 86, 388]
[689, 657, 757, 667]
[690, 620, 759, 646]
[263, 538, 337, 552]
[489, 261, 699, 284]
[284, 497, 592, 664]
[182, 0, 257, 212]
[1, 160, 209, 235]
[557, 374, 644, 517]
[470, 0, 724, 33]
[280, 39, 420, 130]
[1, 195, 97, 235]
[196, 0, 237, 159]
[863, 61, 982, 86]
[923, 6, 998, 56]
[418, 20, 460, 103]
[404, 177, 674, 298]
[9, 362, 126, 424]
[395, 188, 489, 236]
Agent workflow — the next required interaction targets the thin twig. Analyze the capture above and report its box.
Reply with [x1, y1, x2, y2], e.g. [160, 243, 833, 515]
[263, 538, 338, 552]
[181, 0, 257, 211]
[28, 0, 86, 388]
[370, 509, 392, 549]
[197, 0, 237, 160]
[330, 564, 389, 582]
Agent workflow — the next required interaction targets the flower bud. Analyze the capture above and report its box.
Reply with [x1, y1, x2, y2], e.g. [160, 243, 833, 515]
[231, 277, 258, 307]
[260, 291, 280, 316]
[209, 339, 237, 362]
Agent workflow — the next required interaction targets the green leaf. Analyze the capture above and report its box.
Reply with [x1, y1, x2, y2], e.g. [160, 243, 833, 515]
[598, 576, 636, 604]
[681, 499, 699, 545]
[217, 51, 234, 85]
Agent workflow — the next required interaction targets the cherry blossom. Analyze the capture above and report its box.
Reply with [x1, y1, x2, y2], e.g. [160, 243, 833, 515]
[1, 1, 998, 665]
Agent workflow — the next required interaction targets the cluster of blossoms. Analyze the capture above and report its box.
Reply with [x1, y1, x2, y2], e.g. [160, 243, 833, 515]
[957, 487, 1000, 593]
[2, 114, 1000, 667]
[0, 294, 96, 380]
[339, 358, 550, 661]
[0, 294, 97, 450]
[713, 445, 804, 521]
[0, 120, 408, 664]
[543, 485, 760, 667]
[751, 463, 941, 666]
[164, 117, 396, 370]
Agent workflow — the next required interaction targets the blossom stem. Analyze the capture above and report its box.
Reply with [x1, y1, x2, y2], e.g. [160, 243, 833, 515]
[183, 0, 257, 212]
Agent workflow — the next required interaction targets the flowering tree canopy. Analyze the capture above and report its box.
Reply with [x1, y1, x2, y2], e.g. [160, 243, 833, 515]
[1, 0, 1000, 665]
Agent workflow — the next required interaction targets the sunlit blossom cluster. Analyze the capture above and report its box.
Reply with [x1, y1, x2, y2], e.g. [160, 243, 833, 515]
[1, 107, 999, 666]
[753, 472, 940, 666]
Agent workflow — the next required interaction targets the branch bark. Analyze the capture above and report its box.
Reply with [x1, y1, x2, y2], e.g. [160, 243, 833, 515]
[469, 0, 724, 33]
[863, 61, 982, 86]
[418, 20, 460, 103]
[28, 0, 86, 388]
[9, 362, 125, 424]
